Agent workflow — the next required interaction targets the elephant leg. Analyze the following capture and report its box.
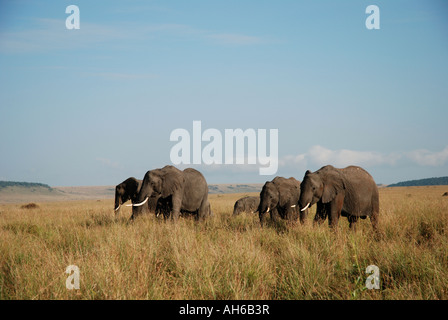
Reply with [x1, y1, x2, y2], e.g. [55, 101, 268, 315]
[163, 203, 171, 220]
[130, 206, 141, 221]
[171, 194, 182, 221]
[299, 207, 307, 225]
[328, 213, 339, 229]
[284, 206, 295, 224]
[348, 215, 359, 231]
[286, 206, 300, 224]
[328, 195, 344, 230]
[196, 198, 208, 221]
[292, 207, 299, 223]
[270, 207, 280, 223]
[313, 202, 327, 226]
[370, 209, 379, 232]
[171, 206, 181, 221]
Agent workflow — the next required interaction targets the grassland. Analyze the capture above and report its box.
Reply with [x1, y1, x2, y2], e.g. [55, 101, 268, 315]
[1, 186, 447, 300]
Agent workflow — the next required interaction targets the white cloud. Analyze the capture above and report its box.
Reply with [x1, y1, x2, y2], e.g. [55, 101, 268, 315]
[279, 145, 448, 170]
[279, 145, 401, 169]
[307, 145, 400, 167]
[407, 146, 448, 166]
[278, 154, 306, 166]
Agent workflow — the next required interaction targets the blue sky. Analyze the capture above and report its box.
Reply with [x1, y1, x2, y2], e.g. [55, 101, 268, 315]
[0, 0, 447, 186]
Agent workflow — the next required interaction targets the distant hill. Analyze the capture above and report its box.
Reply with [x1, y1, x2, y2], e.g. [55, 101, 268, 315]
[388, 176, 448, 187]
[0, 181, 52, 190]
[0, 181, 62, 203]
[0, 181, 115, 204]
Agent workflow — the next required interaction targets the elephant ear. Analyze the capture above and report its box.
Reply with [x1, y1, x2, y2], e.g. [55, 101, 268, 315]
[321, 171, 345, 203]
[161, 171, 184, 198]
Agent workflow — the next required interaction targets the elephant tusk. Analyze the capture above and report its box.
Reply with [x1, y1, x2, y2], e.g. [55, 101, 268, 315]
[301, 202, 310, 212]
[266, 207, 270, 213]
[128, 197, 149, 207]
[114, 205, 121, 211]
[291, 205, 296, 208]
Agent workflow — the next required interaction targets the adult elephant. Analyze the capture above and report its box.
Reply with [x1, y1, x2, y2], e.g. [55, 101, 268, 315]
[130, 165, 210, 221]
[233, 196, 260, 216]
[298, 165, 379, 230]
[257, 176, 307, 226]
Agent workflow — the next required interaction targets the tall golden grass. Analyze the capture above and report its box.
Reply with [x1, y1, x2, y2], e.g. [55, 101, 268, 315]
[1, 186, 447, 300]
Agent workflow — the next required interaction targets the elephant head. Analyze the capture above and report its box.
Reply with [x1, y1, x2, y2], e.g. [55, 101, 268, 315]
[130, 170, 163, 215]
[257, 181, 279, 215]
[233, 201, 243, 216]
[298, 165, 346, 212]
[114, 177, 141, 215]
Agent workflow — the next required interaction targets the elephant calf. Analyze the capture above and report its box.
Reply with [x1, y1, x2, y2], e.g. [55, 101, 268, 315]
[233, 196, 260, 216]
[258, 176, 307, 226]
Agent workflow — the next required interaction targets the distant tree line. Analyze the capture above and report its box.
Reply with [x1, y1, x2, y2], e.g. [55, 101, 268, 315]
[388, 176, 448, 187]
[0, 181, 52, 190]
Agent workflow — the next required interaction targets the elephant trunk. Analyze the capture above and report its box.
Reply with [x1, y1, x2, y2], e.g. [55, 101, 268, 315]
[114, 194, 121, 212]
[257, 200, 270, 214]
[298, 191, 313, 212]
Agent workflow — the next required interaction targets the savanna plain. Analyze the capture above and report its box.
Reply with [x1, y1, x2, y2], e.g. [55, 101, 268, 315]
[1, 186, 447, 300]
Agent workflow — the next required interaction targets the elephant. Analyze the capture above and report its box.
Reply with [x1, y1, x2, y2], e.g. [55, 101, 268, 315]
[257, 176, 308, 226]
[298, 165, 379, 230]
[233, 196, 260, 216]
[130, 165, 210, 221]
[114, 177, 157, 218]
